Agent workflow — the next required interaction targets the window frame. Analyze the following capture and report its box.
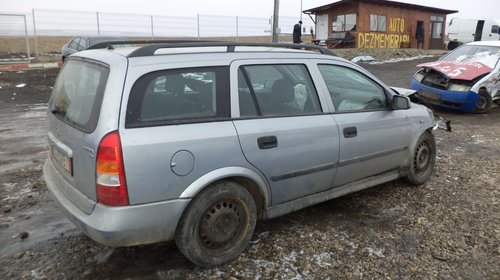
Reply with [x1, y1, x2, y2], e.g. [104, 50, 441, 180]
[370, 14, 387, 32]
[331, 13, 357, 32]
[237, 63, 323, 118]
[492, 25, 499, 34]
[317, 63, 390, 113]
[48, 57, 110, 133]
[125, 66, 230, 128]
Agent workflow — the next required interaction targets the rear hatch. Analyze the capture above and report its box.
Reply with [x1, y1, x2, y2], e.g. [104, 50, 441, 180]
[47, 58, 110, 213]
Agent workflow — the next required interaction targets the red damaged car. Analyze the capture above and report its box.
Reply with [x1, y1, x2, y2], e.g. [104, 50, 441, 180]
[410, 41, 500, 113]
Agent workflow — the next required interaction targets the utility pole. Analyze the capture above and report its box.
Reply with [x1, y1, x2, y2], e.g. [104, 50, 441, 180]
[272, 0, 280, 42]
[300, 0, 303, 21]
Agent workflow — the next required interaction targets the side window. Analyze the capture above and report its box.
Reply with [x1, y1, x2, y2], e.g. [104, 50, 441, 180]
[492, 25, 499, 34]
[318, 64, 388, 112]
[237, 64, 321, 117]
[126, 67, 229, 128]
[69, 38, 80, 49]
[78, 39, 88, 51]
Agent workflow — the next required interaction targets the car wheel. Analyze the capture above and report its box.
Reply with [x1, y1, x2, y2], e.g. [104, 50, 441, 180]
[175, 181, 257, 266]
[473, 90, 492, 114]
[447, 41, 459, 50]
[406, 131, 436, 185]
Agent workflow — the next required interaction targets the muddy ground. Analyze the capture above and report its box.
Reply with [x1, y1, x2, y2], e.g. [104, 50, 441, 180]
[0, 58, 499, 279]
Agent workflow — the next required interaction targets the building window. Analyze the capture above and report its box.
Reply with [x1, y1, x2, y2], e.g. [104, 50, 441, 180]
[370, 14, 386, 32]
[332, 13, 357, 31]
[430, 16, 444, 22]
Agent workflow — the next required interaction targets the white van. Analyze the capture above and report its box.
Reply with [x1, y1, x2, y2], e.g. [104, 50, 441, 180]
[447, 18, 500, 49]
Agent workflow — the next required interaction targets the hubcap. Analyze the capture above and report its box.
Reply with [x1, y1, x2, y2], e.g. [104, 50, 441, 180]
[199, 199, 244, 252]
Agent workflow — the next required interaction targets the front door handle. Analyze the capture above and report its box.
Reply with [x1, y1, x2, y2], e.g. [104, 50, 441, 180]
[343, 127, 357, 138]
[257, 136, 278, 149]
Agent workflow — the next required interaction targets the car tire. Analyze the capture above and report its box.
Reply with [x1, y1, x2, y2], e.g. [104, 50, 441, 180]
[447, 41, 459, 50]
[473, 90, 492, 114]
[175, 181, 257, 266]
[406, 131, 436, 185]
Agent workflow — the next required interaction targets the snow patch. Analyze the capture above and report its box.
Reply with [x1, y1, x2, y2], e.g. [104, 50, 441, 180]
[369, 55, 434, 65]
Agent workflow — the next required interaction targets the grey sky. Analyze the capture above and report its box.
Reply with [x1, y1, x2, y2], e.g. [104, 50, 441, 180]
[1, 0, 498, 20]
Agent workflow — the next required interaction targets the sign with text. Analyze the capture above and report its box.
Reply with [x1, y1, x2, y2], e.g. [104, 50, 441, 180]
[358, 17, 410, 48]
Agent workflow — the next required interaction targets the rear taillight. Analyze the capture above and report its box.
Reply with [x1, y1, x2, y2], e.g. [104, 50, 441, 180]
[96, 131, 129, 206]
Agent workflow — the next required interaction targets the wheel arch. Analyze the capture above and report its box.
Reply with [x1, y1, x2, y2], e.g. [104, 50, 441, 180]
[179, 166, 270, 216]
[401, 125, 435, 176]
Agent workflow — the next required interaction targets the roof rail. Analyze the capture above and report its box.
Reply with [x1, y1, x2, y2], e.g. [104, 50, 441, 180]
[86, 39, 336, 57]
[86, 39, 217, 50]
[126, 41, 337, 57]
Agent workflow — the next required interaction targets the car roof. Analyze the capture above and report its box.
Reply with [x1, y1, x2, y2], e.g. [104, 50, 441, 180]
[82, 41, 338, 60]
[465, 41, 500, 47]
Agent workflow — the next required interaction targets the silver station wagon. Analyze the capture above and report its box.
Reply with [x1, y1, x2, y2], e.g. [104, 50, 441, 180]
[43, 41, 437, 266]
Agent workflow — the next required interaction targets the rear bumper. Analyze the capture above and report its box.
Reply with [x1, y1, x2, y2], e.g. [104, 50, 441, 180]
[43, 158, 190, 247]
[410, 79, 478, 112]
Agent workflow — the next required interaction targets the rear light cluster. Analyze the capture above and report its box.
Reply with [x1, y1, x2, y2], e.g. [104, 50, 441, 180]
[96, 131, 129, 206]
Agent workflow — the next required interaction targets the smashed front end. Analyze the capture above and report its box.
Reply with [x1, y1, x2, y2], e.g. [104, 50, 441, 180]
[410, 45, 500, 113]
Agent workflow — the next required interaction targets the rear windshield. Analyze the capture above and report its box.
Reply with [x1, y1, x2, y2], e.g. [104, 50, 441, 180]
[49, 59, 109, 132]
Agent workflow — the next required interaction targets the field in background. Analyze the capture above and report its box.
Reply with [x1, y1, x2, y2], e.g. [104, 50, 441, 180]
[0, 35, 445, 63]
[0, 34, 310, 58]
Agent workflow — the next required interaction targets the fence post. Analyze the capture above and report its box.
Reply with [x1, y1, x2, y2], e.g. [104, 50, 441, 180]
[272, 0, 280, 42]
[96, 12, 100, 35]
[32, 9, 38, 57]
[150, 15, 154, 40]
[23, 15, 31, 63]
[197, 14, 200, 40]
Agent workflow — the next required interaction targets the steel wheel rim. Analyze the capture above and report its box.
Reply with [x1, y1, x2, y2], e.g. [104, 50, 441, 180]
[414, 141, 430, 175]
[476, 95, 487, 110]
[199, 198, 246, 253]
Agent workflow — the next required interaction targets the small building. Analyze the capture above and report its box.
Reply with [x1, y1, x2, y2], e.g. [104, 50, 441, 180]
[304, 0, 458, 49]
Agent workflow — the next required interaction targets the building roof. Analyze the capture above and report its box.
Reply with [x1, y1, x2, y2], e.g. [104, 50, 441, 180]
[303, 0, 458, 15]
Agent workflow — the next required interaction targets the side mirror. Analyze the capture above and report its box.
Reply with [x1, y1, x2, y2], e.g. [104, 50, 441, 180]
[391, 95, 411, 110]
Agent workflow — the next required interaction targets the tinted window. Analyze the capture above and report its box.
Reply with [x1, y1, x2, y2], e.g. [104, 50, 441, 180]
[238, 64, 321, 117]
[49, 59, 109, 132]
[318, 64, 388, 112]
[126, 67, 229, 127]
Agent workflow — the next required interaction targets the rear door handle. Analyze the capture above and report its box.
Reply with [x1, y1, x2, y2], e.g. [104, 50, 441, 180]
[257, 136, 278, 149]
[343, 127, 357, 138]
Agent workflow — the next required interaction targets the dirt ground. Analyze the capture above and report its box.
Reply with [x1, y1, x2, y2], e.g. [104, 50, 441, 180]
[0, 57, 499, 279]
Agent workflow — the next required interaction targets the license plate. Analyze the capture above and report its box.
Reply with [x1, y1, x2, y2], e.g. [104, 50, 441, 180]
[419, 90, 441, 101]
[51, 146, 73, 175]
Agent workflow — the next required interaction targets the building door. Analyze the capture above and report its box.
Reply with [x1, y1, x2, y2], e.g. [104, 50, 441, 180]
[316, 14, 329, 41]
[430, 16, 444, 49]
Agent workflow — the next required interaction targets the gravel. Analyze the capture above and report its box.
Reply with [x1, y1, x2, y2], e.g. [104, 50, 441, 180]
[0, 56, 499, 279]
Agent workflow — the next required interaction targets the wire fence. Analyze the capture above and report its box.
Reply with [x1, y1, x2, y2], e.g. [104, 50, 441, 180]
[0, 9, 315, 60]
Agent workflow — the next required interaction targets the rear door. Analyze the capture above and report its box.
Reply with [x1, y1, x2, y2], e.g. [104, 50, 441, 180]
[231, 60, 340, 205]
[119, 64, 246, 205]
[316, 62, 411, 187]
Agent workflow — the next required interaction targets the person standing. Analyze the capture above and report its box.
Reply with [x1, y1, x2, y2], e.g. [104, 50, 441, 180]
[293, 20, 302, 43]
[416, 23, 424, 49]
